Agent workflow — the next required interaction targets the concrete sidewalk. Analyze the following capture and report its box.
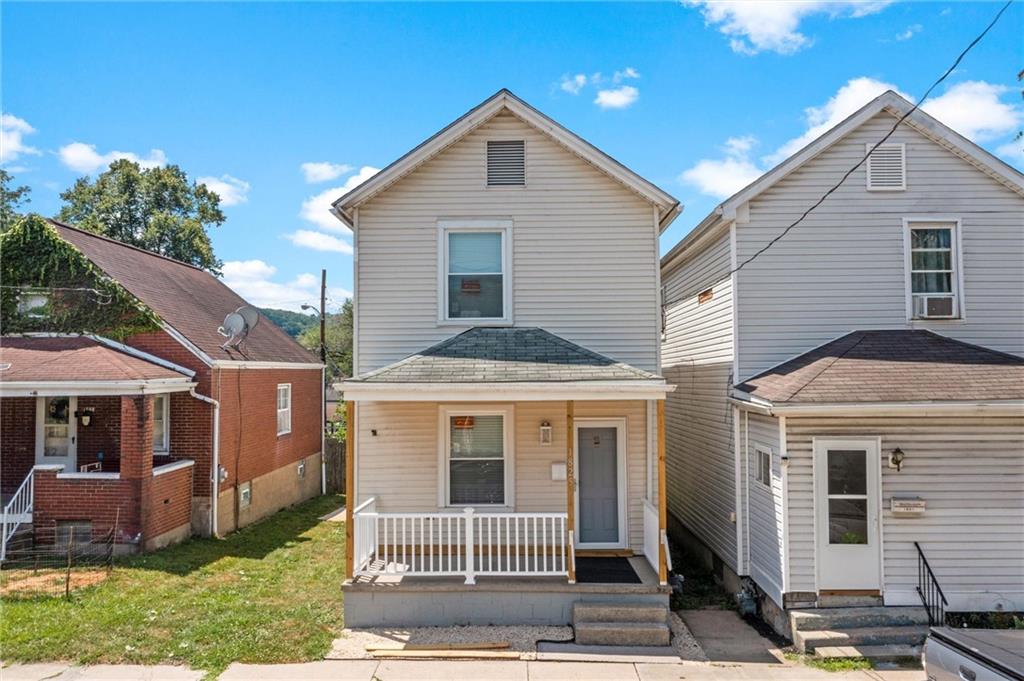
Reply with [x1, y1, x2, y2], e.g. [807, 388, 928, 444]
[2, 660, 927, 680]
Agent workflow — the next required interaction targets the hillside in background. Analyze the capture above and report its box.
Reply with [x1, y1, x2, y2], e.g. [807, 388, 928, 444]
[260, 307, 317, 338]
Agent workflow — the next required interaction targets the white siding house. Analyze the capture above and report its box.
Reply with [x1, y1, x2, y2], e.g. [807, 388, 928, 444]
[660, 90, 1024, 633]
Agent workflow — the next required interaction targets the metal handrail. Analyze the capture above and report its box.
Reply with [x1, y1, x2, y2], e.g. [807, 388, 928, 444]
[1, 469, 35, 561]
[915, 541, 949, 626]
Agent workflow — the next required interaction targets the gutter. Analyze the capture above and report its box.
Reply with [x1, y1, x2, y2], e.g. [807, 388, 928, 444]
[728, 394, 1024, 417]
[189, 385, 221, 538]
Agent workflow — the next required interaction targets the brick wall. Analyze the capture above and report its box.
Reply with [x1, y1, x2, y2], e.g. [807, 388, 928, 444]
[77, 396, 121, 471]
[1, 397, 35, 493]
[127, 330, 212, 393]
[33, 469, 142, 541]
[146, 463, 193, 541]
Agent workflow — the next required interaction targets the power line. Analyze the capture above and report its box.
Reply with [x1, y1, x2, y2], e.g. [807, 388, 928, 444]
[664, 0, 1013, 313]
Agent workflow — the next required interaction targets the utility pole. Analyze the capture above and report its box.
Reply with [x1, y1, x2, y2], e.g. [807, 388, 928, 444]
[319, 269, 327, 365]
[320, 269, 328, 495]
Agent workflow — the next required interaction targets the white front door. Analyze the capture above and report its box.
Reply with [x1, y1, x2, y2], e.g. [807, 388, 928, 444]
[814, 438, 882, 591]
[36, 396, 78, 471]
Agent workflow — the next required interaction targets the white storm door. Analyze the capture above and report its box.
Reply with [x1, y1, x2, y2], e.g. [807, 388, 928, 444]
[814, 439, 881, 591]
[36, 396, 78, 471]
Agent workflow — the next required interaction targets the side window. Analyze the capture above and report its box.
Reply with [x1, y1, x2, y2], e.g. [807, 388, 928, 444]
[276, 384, 292, 436]
[755, 448, 772, 488]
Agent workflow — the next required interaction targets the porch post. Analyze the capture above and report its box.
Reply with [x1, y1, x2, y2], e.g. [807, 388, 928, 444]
[345, 401, 355, 578]
[566, 400, 575, 584]
[657, 399, 668, 585]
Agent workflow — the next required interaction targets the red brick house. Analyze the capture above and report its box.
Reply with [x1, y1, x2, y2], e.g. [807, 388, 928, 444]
[1, 220, 324, 558]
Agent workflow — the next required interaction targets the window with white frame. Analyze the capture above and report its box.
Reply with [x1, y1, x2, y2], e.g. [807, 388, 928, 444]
[755, 448, 772, 488]
[441, 407, 512, 506]
[906, 221, 960, 319]
[152, 394, 170, 454]
[440, 222, 511, 323]
[276, 384, 292, 436]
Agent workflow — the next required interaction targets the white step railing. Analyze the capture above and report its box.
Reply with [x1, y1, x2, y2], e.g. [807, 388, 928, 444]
[1, 469, 35, 561]
[353, 498, 570, 584]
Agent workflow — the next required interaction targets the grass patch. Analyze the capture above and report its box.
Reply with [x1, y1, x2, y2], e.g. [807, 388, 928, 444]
[785, 653, 873, 672]
[1, 494, 346, 677]
[667, 542, 735, 611]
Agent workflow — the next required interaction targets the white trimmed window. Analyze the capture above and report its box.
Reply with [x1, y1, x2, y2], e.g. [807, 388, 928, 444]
[755, 448, 772, 488]
[439, 221, 512, 324]
[276, 384, 292, 436]
[153, 394, 170, 454]
[439, 406, 514, 507]
[905, 221, 961, 319]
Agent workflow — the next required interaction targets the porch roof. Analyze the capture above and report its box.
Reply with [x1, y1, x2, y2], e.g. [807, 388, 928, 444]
[0, 335, 197, 396]
[339, 327, 672, 401]
[734, 330, 1024, 408]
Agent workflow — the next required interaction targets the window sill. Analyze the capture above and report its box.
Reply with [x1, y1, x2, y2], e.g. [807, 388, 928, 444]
[437, 319, 514, 328]
[441, 505, 514, 513]
[277, 431, 292, 438]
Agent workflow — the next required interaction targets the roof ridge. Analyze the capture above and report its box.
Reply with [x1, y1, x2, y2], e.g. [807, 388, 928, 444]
[917, 329, 1024, 364]
[784, 331, 868, 402]
[47, 219, 208, 272]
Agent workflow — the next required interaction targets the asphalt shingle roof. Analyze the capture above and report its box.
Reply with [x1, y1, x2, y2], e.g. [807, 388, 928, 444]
[355, 327, 662, 383]
[0, 336, 191, 383]
[735, 330, 1024, 404]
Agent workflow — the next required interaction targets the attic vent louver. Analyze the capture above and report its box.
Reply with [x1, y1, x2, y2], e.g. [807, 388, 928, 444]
[866, 143, 906, 191]
[487, 140, 525, 186]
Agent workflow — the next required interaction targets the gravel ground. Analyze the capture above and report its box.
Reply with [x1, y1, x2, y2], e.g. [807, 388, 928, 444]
[669, 611, 709, 661]
[328, 625, 574, 660]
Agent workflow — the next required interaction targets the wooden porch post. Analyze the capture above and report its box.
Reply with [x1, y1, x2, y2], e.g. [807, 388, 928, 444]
[657, 399, 668, 584]
[566, 400, 576, 584]
[345, 401, 355, 578]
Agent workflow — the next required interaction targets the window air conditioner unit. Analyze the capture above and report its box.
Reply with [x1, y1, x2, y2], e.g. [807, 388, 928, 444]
[914, 295, 955, 319]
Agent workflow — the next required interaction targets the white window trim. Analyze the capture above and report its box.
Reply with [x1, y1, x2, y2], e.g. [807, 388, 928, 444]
[484, 138, 527, 190]
[437, 404, 515, 509]
[902, 217, 965, 322]
[865, 142, 906, 191]
[754, 446, 772, 488]
[437, 219, 514, 326]
[153, 394, 170, 455]
[276, 383, 292, 436]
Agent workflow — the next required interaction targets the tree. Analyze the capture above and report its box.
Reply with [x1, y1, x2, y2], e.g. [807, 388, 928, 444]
[58, 159, 225, 273]
[1, 169, 31, 232]
[260, 307, 318, 338]
[299, 298, 353, 381]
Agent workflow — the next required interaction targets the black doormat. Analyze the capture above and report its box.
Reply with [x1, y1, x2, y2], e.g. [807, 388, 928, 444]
[574, 557, 642, 584]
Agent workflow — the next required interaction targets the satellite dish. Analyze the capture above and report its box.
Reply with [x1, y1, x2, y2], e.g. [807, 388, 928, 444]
[218, 306, 260, 349]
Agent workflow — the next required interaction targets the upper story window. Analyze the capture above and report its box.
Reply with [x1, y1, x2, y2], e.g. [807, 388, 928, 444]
[17, 290, 50, 318]
[905, 220, 962, 320]
[153, 394, 170, 454]
[487, 140, 525, 187]
[439, 220, 512, 324]
[276, 384, 292, 436]
[866, 143, 906, 191]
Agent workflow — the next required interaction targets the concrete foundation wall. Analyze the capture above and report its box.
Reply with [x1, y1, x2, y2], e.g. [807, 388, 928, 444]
[217, 451, 322, 534]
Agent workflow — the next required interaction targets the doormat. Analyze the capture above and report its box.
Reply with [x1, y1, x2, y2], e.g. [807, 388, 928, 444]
[574, 557, 642, 584]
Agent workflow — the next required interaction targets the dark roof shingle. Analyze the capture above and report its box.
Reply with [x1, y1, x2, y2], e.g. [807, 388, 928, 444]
[354, 327, 662, 384]
[49, 221, 316, 364]
[736, 330, 1024, 404]
[0, 336, 190, 383]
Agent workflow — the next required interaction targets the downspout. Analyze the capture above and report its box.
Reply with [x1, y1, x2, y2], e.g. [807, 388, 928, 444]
[320, 366, 327, 495]
[190, 383, 220, 538]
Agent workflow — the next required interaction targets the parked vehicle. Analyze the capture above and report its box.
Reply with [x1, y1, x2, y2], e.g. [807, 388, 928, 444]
[925, 627, 1024, 681]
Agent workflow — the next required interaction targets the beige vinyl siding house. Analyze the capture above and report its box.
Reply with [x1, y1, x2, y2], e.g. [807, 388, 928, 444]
[660, 90, 1024, 636]
[333, 90, 681, 630]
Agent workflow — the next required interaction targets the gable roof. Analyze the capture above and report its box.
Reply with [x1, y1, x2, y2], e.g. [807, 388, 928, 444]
[735, 330, 1024, 405]
[332, 89, 681, 231]
[352, 327, 661, 384]
[662, 90, 1024, 273]
[0, 335, 192, 385]
[48, 220, 318, 365]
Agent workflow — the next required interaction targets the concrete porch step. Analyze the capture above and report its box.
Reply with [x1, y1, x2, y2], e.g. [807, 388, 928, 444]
[794, 625, 929, 654]
[536, 642, 679, 663]
[814, 644, 923, 661]
[574, 621, 671, 647]
[816, 594, 884, 608]
[790, 606, 929, 631]
[572, 601, 668, 624]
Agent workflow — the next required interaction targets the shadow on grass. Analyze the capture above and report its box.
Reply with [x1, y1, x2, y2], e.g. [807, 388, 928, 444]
[115, 493, 345, 576]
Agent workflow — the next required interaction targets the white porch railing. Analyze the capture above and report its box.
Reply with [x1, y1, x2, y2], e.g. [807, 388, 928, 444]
[1, 468, 35, 561]
[353, 498, 571, 584]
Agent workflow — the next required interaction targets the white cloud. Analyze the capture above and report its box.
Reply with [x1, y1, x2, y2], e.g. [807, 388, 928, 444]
[560, 74, 588, 95]
[1, 113, 41, 164]
[300, 165, 381, 232]
[197, 174, 250, 206]
[680, 135, 764, 199]
[58, 141, 168, 174]
[221, 259, 352, 312]
[995, 139, 1024, 166]
[285, 229, 354, 254]
[684, 1, 893, 55]
[594, 86, 639, 110]
[300, 161, 353, 183]
[613, 67, 640, 83]
[922, 81, 1023, 143]
[895, 24, 923, 41]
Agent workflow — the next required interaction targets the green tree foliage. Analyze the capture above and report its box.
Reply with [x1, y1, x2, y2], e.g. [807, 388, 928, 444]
[299, 298, 353, 381]
[1, 169, 32, 233]
[0, 214, 161, 338]
[57, 159, 225, 273]
[260, 307, 318, 338]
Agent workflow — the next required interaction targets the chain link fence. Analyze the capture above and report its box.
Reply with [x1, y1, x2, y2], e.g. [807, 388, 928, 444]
[1, 523, 120, 599]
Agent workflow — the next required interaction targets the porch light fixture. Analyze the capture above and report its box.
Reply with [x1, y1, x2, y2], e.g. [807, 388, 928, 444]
[889, 447, 905, 472]
[539, 421, 553, 446]
[75, 407, 95, 427]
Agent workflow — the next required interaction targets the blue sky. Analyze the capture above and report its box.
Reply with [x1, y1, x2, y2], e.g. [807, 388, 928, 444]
[3, 1, 1021, 312]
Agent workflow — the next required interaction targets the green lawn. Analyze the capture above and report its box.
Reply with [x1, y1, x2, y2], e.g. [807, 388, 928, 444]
[1, 494, 346, 677]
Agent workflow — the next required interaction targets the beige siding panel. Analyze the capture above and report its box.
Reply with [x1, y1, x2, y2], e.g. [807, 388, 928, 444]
[745, 411, 784, 605]
[357, 112, 659, 374]
[785, 415, 1024, 610]
[356, 399, 649, 553]
[661, 230, 738, 570]
[735, 112, 1024, 379]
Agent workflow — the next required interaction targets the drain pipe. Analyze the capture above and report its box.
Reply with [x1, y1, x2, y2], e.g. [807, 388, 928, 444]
[320, 366, 327, 495]
[190, 386, 221, 538]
